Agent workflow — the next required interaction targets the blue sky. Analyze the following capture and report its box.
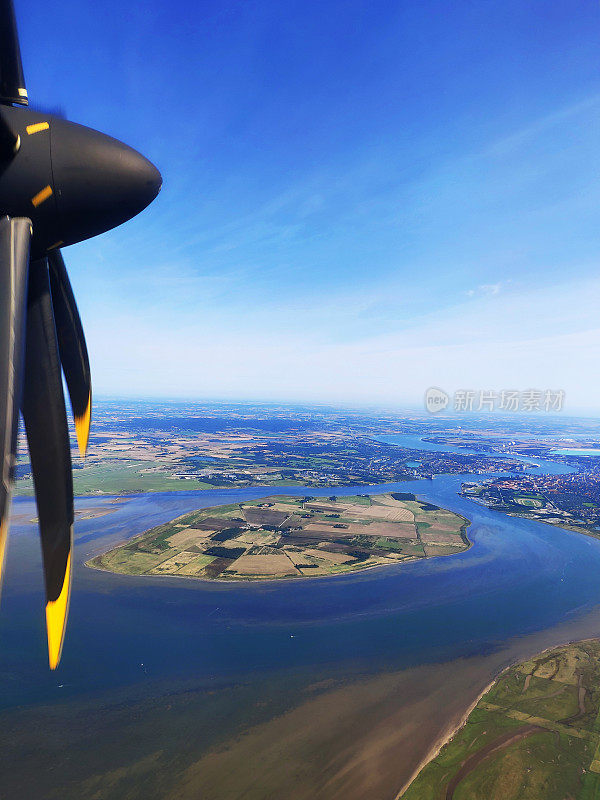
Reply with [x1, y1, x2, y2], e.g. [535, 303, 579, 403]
[17, 0, 600, 410]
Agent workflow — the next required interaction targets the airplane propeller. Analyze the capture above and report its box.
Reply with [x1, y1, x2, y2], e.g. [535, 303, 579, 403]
[0, 0, 161, 668]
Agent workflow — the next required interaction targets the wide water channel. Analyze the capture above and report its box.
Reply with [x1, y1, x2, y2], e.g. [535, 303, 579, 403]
[0, 434, 598, 798]
[0, 435, 587, 701]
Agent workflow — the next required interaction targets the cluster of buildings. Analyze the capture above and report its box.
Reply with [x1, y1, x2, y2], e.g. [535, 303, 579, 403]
[466, 464, 600, 527]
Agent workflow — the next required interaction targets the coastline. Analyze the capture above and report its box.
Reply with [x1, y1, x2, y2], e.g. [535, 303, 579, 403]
[392, 676, 497, 800]
[393, 634, 600, 799]
[153, 623, 600, 800]
[496, 508, 600, 543]
[82, 551, 418, 583]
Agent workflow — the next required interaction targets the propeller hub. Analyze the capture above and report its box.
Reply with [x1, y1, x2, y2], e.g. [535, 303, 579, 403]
[49, 117, 162, 247]
[0, 107, 162, 256]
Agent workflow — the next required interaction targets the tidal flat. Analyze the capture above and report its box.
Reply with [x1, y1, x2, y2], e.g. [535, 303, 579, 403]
[3, 613, 600, 800]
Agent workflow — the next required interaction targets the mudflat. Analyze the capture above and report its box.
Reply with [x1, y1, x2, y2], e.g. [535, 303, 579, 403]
[4, 612, 599, 800]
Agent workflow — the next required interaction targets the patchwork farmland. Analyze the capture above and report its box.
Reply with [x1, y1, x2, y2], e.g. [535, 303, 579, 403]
[86, 493, 470, 581]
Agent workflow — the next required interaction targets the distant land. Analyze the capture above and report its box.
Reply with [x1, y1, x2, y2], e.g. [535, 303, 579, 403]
[402, 640, 600, 799]
[15, 399, 574, 497]
[86, 493, 470, 581]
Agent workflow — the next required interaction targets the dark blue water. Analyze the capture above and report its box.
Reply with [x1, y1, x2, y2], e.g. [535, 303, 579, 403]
[375, 433, 480, 455]
[1, 435, 597, 712]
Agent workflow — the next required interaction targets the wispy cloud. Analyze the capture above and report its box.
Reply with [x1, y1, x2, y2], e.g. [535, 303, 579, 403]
[485, 94, 600, 159]
[467, 282, 505, 298]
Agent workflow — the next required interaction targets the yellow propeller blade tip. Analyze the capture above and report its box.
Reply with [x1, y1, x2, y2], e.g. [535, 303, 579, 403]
[45, 551, 72, 670]
[74, 394, 91, 458]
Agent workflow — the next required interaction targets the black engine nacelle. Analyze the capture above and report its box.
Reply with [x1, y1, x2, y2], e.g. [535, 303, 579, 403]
[0, 106, 161, 258]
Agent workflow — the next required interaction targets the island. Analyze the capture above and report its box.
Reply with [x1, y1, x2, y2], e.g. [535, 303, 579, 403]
[86, 493, 470, 580]
[402, 640, 600, 799]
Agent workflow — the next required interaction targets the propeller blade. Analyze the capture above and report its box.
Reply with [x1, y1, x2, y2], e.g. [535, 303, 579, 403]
[48, 250, 92, 457]
[0, 0, 27, 106]
[0, 216, 30, 585]
[21, 257, 73, 669]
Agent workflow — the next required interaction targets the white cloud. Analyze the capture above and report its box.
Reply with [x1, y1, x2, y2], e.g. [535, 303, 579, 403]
[467, 282, 504, 298]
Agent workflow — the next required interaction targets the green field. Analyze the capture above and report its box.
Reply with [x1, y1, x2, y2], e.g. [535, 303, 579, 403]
[402, 640, 600, 800]
[514, 496, 543, 508]
[15, 460, 217, 496]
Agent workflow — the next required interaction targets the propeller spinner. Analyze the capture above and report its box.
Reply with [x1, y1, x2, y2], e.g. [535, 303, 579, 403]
[0, 0, 162, 668]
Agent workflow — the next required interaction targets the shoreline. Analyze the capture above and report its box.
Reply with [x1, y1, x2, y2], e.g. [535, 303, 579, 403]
[83, 552, 417, 584]
[393, 634, 600, 798]
[393, 677, 497, 799]
[13, 474, 419, 500]
[488, 505, 600, 543]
